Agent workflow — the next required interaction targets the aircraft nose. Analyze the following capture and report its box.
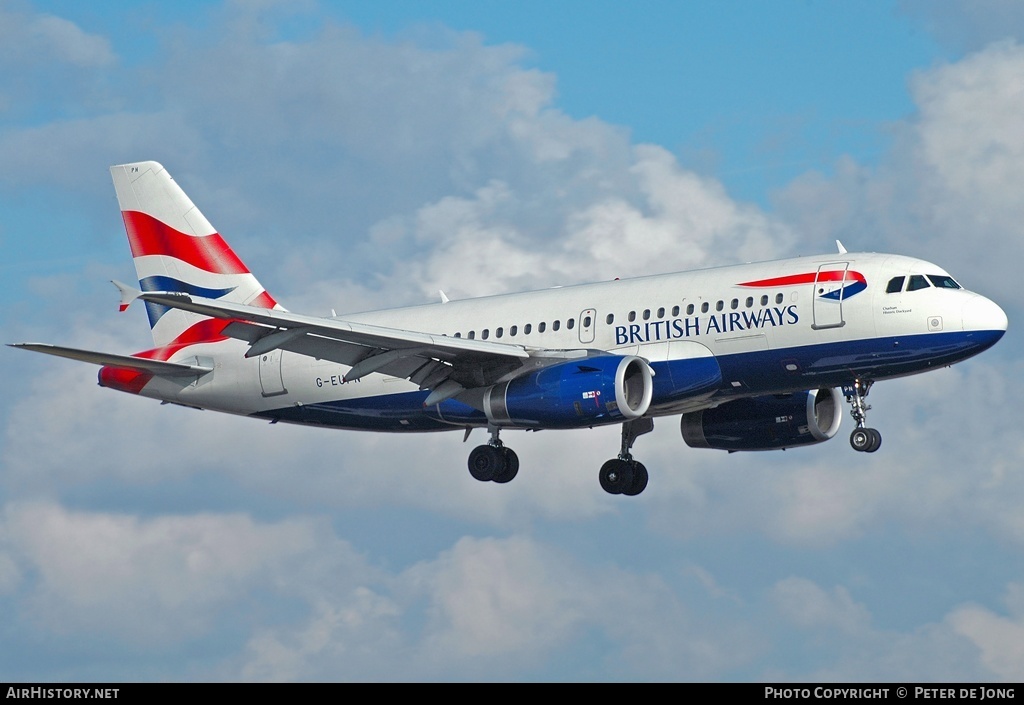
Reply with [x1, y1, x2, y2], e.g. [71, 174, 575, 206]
[962, 294, 1008, 333]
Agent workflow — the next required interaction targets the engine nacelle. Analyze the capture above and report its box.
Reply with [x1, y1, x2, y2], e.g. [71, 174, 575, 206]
[681, 388, 842, 451]
[484, 355, 653, 429]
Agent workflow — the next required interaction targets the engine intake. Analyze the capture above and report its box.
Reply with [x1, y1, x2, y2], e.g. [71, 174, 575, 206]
[484, 355, 653, 429]
[681, 387, 842, 451]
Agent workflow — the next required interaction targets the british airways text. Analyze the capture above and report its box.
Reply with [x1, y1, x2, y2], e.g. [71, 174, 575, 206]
[615, 305, 799, 345]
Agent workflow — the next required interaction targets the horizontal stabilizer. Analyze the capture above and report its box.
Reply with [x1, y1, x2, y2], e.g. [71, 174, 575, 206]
[112, 279, 142, 312]
[8, 343, 213, 376]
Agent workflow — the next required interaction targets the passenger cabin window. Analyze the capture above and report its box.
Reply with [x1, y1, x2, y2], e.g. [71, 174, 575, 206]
[628, 311, 636, 322]
[672, 305, 680, 316]
[538, 322, 546, 333]
[686, 304, 694, 315]
[745, 297, 754, 308]
[468, 331, 476, 339]
[552, 320, 560, 331]
[886, 276, 905, 294]
[510, 325, 518, 336]
[907, 275, 930, 292]
[482, 329, 489, 340]
[701, 302, 709, 313]
[524, 324, 532, 334]
[928, 274, 961, 289]
[775, 293, 784, 304]
[567, 318, 575, 329]
[642, 309, 651, 320]
[657, 307, 665, 318]
[583, 315, 592, 327]
[606, 314, 614, 324]
[495, 327, 503, 338]
[761, 295, 769, 306]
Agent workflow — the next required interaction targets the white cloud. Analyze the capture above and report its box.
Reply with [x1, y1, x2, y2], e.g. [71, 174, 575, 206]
[0, 8, 115, 69]
[2, 501, 365, 642]
[900, 0, 1024, 52]
[388, 144, 794, 304]
[948, 583, 1024, 682]
[643, 358, 1024, 550]
[0, 5, 116, 126]
[772, 576, 871, 634]
[234, 534, 757, 681]
[763, 575, 1011, 681]
[777, 41, 1024, 307]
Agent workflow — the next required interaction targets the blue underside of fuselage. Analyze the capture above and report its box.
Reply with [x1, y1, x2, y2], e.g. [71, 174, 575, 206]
[252, 329, 1004, 432]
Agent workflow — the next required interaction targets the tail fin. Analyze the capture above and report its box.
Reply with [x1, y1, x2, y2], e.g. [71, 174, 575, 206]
[110, 161, 281, 348]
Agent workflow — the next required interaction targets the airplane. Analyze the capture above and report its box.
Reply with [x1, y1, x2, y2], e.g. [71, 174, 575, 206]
[10, 161, 1008, 496]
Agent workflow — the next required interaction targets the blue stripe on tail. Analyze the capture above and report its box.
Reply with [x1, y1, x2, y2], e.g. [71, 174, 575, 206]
[139, 276, 237, 328]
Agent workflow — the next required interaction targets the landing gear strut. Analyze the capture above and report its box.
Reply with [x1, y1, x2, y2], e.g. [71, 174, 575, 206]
[844, 379, 882, 453]
[599, 418, 653, 496]
[468, 426, 519, 483]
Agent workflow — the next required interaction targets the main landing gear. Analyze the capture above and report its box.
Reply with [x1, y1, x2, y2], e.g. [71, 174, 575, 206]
[466, 420, 654, 496]
[598, 418, 654, 496]
[844, 379, 882, 453]
[467, 427, 520, 484]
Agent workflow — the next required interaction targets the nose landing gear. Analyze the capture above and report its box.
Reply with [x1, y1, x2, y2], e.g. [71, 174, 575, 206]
[844, 379, 881, 453]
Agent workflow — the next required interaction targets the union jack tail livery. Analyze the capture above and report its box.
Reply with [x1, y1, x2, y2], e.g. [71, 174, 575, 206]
[110, 161, 280, 348]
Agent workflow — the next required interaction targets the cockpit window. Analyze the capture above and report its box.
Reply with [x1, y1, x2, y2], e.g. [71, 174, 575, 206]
[927, 274, 961, 289]
[886, 276, 905, 294]
[907, 275, 931, 292]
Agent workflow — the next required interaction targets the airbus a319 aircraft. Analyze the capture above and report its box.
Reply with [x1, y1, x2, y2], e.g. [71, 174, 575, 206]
[12, 162, 1007, 496]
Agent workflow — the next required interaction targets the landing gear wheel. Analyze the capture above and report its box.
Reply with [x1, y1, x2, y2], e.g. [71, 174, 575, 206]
[850, 428, 882, 453]
[468, 444, 505, 482]
[621, 461, 648, 496]
[599, 459, 635, 495]
[492, 448, 520, 484]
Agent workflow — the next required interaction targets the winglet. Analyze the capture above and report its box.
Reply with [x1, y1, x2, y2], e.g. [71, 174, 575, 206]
[439, 290, 450, 304]
[836, 240, 848, 254]
[112, 279, 142, 312]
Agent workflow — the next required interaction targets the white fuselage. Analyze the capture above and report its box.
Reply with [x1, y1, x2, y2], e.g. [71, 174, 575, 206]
[134, 251, 1006, 433]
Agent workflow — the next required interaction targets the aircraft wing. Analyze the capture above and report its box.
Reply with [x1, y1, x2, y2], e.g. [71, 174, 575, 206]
[8, 343, 213, 376]
[138, 291, 581, 405]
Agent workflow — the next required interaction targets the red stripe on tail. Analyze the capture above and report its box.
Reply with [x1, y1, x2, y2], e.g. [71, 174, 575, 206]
[121, 210, 249, 275]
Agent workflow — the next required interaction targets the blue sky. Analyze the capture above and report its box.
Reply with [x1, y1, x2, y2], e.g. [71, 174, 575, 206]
[3, 0, 1024, 682]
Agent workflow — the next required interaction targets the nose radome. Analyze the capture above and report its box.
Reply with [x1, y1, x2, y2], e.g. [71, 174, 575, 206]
[962, 294, 1008, 333]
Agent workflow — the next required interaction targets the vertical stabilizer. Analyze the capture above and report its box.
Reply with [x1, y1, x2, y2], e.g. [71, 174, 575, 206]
[110, 161, 280, 348]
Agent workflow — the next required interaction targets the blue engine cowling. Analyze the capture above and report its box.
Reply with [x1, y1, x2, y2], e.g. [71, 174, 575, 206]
[680, 388, 842, 451]
[483, 355, 653, 429]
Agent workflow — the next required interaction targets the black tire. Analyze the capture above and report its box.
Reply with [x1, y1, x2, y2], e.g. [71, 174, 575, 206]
[599, 459, 635, 495]
[468, 445, 504, 482]
[492, 448, 520, 483]
[865, 428, 882, 453]
[850, 428, 872, 452]
[621, 461, 648, 496]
